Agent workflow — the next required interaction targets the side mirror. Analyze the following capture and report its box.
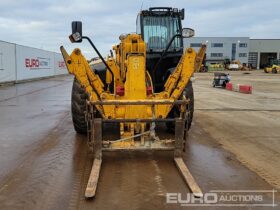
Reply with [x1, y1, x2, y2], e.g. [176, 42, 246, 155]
[182, 28, 195, 38]
[180, 9, 185, 20]
[69, 21, 82, 43]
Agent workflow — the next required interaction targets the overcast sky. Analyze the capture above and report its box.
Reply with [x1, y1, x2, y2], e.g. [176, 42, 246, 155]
[0, 0, 279, 58]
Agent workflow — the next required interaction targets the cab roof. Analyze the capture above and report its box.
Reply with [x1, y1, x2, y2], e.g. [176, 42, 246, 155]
[140, 7, 184, 20]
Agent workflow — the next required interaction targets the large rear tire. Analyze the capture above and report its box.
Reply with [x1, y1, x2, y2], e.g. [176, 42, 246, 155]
[166, 81, 194, 132]
[71, 78, 88, 134]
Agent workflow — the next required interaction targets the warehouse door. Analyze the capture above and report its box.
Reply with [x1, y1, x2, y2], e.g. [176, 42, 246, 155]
[260, 52, 277, 69]
[248, 52, 258, 69]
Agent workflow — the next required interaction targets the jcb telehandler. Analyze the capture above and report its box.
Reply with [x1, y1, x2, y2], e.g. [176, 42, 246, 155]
[61, 7, 206, 198]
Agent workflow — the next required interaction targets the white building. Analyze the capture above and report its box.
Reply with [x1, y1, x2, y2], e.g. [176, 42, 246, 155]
[184, 37, 280, 69]
[249, 39, 280, 69]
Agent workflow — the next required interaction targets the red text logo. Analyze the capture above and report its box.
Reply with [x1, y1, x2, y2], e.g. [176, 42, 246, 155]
[58, 61, 65, 68]
[25, 58, 39, 68]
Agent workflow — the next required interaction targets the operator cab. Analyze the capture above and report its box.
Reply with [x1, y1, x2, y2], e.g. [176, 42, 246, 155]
[136, 7, 190, 92]
[137, 7, 184, 53]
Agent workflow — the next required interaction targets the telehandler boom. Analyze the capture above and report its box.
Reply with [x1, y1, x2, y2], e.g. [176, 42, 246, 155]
[61, 7, 206, 198]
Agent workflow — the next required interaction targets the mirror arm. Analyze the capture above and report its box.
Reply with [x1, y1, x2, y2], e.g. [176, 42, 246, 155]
[151, 34, 181, 82]
[82, 36, 114, 86]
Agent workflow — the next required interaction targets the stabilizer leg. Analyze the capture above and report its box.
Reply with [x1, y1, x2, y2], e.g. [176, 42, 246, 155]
[85, 118, 102, 198]
[174, 119, 203, 198]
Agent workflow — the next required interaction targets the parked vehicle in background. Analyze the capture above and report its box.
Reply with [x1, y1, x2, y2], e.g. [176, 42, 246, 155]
[212, 72, 231, 88]
[264, 59, 280, 74]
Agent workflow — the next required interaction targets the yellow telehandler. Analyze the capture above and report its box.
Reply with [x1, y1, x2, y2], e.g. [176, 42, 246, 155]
[61, 7, 206, 199]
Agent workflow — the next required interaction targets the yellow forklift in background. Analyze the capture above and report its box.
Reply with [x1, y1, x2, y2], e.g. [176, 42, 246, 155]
[264, 59, 280, 73]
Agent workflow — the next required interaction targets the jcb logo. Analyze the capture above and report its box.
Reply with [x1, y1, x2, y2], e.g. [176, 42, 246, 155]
[133, 58, 139, 70]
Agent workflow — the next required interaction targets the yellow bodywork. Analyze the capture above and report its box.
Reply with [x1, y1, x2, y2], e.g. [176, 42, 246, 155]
[61, 34, 203, 142]
[194, 45, 207, 72]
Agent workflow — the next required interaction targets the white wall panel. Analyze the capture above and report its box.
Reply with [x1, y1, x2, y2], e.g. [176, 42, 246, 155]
[54, 53, 68, 75]
[16, 45, 55, 81]
[0, 41, 16, 83]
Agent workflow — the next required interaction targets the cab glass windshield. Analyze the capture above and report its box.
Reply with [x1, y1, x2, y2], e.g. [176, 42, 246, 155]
[142, 16, 181, 51]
